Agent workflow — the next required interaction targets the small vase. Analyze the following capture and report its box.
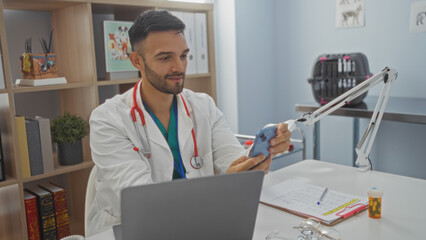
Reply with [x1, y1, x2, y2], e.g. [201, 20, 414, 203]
[57, 140, 83, 166]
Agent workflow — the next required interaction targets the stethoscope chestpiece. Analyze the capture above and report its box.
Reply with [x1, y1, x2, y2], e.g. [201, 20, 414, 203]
[190, 156, 203, 169]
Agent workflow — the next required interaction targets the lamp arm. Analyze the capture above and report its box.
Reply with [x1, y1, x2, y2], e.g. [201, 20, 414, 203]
[355, 68, 397, 171]
[290, 67, 398, 171]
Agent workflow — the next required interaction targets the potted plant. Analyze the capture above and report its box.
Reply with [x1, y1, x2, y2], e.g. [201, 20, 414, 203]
[51, 112, 89, 166]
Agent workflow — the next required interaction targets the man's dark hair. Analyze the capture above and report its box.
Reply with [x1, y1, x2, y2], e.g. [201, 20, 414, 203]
[128, 10, 185, 52]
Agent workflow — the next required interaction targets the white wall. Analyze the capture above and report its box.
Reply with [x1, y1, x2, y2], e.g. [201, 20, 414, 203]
[214, 0, 239, 132]
[235, 0, 280, 135]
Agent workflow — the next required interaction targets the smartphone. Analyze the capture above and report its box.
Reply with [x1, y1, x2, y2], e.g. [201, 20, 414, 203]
[249, 125, 277, 169]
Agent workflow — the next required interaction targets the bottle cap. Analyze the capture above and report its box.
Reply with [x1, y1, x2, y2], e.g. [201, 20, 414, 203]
[368, 186, 383, 198]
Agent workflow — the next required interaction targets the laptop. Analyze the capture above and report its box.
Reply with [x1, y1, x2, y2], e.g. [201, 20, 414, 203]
[115, 170, 264, 240]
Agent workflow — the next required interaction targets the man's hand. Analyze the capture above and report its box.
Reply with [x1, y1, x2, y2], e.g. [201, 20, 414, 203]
[226, 122, 291, 175]
[226, 154, 272, 174]
[268, 122, 292, 157]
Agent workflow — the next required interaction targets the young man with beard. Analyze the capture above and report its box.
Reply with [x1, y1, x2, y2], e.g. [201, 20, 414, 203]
[87, 10, 292, 236]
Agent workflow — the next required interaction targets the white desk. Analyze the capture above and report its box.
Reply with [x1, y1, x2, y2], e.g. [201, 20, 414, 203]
[87, 160, 426, 240]
[253, 160, 426, 239]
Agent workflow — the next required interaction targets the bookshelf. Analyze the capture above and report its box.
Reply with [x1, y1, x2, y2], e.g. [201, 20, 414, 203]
[0, 0, 216, 238]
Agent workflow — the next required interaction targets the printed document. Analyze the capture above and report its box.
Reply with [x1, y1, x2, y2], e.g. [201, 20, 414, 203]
[260, 179, 368, 224]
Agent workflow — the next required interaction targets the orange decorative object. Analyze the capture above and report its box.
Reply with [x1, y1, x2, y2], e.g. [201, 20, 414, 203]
[20, 53, 58, 79]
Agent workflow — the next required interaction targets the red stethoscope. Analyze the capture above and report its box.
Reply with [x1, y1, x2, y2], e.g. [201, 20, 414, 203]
[130, 80, 203, 170]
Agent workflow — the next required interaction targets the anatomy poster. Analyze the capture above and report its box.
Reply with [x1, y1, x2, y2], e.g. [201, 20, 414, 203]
[410, 1, 426, 33]
[336, 0, 365, 28]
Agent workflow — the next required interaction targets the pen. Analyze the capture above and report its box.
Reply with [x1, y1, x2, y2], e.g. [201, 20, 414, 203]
[317, 187, 328, 205]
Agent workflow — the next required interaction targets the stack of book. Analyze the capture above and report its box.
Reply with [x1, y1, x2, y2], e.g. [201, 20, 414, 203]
[24, 183, 71, 240]
[15, 116, 55, 178]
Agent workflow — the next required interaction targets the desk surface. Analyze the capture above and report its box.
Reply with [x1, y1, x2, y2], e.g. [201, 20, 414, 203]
[87, 160, 426, 240]
[295, 96, 426, 124]
[253, 160, 426, 239]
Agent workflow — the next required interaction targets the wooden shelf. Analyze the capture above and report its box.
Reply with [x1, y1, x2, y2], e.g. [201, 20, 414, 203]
[69, 214, 85, 236]
[97, 78, 139, 86]
[97, 73, 211, 87]
[22, 161, 94, 183]
[0, 176, 18, 188]
[187, 73, 211, 79]
[92, 0, 213, 11]
[0, 0, 216, 237]
[2, 0, 78, 11]
[12, 82, 93, 93]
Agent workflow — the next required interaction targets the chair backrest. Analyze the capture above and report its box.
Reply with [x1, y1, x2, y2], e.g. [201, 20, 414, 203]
[84, 165, 98, 236]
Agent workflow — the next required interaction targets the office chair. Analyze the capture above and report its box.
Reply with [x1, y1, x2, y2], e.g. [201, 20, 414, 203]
[84, 165, 98, 236]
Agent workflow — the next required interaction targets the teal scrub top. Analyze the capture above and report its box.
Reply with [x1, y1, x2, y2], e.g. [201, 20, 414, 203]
[144, 96, 186, 179]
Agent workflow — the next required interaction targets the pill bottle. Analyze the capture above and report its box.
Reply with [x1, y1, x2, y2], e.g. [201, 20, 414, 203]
[368, 186, 383, 219]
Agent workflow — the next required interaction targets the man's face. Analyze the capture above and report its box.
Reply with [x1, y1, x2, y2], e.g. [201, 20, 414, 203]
[137, 30, 189, 95]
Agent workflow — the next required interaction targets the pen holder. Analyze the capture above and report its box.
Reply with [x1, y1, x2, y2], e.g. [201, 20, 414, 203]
[20, 53, 59, 79]
[368, 186, 383, 219]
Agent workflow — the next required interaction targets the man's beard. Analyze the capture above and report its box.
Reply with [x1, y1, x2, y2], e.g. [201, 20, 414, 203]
[144, 62, 185, 95]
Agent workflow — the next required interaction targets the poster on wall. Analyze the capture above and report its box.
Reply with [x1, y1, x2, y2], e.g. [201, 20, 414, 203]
[103, 21, 137, 72]
[335, 0, 365, 28]
[410, 1, 426, 33]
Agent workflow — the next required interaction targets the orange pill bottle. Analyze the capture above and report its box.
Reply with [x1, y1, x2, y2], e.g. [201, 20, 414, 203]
[368, 186, 383, 219]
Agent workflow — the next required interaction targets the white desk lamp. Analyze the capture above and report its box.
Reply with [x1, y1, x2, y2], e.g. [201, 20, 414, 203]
[286, 67, 398, 171]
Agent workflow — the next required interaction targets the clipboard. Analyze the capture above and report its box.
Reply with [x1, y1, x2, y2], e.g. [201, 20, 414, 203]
[260, 179, 368, 226]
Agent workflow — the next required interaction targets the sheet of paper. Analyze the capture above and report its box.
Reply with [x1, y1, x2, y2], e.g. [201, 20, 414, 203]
[261, 179, 368, 223]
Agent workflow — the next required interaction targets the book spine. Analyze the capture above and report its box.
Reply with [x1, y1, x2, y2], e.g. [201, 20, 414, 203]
[53, 190, 71, 238]
[0, 131, 5, 181]
[37, 193, 57, 240]
[24, 194, 41, 240]
[15, 116, 31, 178]
[25, 119, 44, 176]
[36, 117, 54, 173]
[0, 47, 4, 89]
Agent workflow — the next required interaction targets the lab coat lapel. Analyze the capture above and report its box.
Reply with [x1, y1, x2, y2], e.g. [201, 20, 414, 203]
[133, 80, 169, 150]
[177, 94, 194, 166]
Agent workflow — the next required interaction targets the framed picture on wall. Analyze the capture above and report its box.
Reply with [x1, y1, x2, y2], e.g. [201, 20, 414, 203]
[103, 21, 137, 72]
[410, 1, 426, 33]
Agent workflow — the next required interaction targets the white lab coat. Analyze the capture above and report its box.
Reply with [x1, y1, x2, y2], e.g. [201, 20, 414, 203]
[86, 81, 247, 236]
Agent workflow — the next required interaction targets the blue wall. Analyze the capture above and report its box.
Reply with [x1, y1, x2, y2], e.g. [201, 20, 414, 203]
[235, 0, 278, 134]
[234, 0, 426, 178]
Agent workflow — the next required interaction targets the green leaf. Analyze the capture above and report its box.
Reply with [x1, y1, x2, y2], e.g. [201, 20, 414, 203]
[51, 112, 88, 144]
